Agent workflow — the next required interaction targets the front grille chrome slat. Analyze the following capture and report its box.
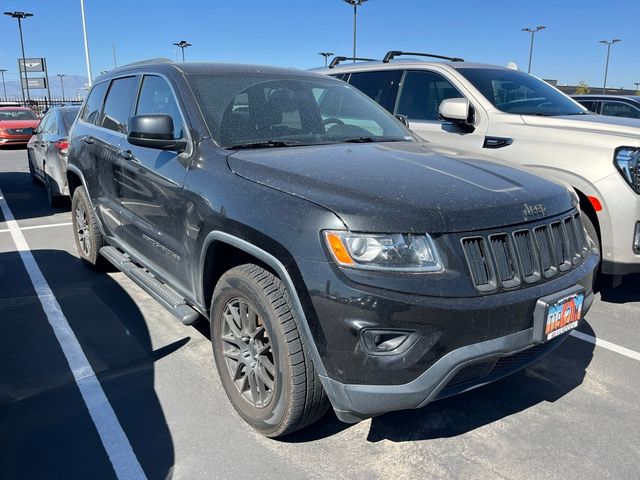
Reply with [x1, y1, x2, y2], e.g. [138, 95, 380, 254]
[462, 211, 587, 292]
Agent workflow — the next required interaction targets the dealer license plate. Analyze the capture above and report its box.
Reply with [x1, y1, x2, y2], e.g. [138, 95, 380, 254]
[543, 291, 584, 341]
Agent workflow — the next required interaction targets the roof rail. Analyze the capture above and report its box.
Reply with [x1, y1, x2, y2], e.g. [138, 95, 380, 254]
[382, 50, 464, 63]
[328, 56, 378, 69]
[115, 58, 175, 69]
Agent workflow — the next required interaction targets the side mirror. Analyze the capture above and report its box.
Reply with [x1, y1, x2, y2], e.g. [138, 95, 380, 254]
[127, 114, 186, 152]
[438, 98, 475, 133]
[395, 114, 409, 128]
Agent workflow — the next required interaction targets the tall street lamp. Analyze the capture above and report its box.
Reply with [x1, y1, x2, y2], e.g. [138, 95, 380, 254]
[0, 69, 7, 100]
[57, 74, 67, 101]
[80, 0, 93, 86]
[4, 11, 33, 105]
[341, 0, 369, 62]
[599, 39, 621, 94]
[173, 41, 192, 62]
[635, 82, 640, 95]
[521, 25, 546, 74]
[318, 52, 334, 67]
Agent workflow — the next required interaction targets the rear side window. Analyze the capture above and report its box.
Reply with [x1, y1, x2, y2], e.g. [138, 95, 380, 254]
[79, 81, 108, 125]
[38, 112, 55, 133]
[101, 76, 138, 133]
[601, 101, 640, 119]
[348, 71, 399, 112]
[396, 70, 463, 121]
[135, 75, 184, 139]
[577, 100, 598, 113]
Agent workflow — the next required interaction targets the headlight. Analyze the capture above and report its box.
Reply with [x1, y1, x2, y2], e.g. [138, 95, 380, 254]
[614, 147, 640, 193]
[324, 231, 443, 272]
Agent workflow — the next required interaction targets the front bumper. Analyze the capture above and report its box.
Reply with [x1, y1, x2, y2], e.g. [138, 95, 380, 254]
[298, 252, 598, 422]
[0, 135, 31, 146]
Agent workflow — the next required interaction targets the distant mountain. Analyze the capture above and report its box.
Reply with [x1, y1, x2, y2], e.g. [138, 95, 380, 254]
[1, 74, 90, 100]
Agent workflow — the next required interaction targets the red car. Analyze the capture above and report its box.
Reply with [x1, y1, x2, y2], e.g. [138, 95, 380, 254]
[0, 107, 41, 147]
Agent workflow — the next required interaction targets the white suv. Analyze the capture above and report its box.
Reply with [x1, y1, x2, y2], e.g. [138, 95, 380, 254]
[315, 51, 640, 279]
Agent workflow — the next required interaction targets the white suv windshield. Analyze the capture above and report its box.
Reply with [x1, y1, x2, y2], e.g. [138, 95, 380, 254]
[457, 68, 587, 116]
[188, 74, 412, 148]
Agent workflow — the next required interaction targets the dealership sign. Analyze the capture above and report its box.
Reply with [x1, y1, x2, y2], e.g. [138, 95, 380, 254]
[21, 77, 47, 89]
[19, 58, 46, 73]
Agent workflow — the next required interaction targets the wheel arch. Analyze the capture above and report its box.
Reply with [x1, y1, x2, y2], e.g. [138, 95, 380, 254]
[198, 231, 328, 378]
[574, 187, 601, 247]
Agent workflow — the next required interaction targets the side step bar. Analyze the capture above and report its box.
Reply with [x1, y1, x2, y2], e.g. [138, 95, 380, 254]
[100, 246, 200, 325]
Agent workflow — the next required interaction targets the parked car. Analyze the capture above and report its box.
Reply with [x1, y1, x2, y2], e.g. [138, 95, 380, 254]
[67, 60, 598, 437]
[573, 94, 640, 119]
[0, 107, 40, 147]
[315, 51, 640, 280]
[27, 105, 81, 206]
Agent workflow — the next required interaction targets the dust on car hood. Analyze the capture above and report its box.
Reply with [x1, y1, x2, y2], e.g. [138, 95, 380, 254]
[521, 113, 640, 141]
[227, 141, 574, 233]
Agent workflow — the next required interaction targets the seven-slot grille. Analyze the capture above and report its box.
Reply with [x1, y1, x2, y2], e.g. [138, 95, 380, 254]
[462, 211, 588, 292]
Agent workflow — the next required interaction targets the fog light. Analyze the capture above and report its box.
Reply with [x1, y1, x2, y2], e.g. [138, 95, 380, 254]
[361, 329, 417, 355]
[634, 222, 640, 254]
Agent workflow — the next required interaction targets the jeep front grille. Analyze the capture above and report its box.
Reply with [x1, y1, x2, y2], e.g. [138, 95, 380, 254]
[462, 212, 587, 292]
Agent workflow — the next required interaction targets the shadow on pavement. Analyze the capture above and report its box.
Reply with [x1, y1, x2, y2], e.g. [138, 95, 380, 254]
[598, 274, 640, 304]
[286, 322, 595, 443]
[0, 171, 70, 223]
[0, 249, 180, 479]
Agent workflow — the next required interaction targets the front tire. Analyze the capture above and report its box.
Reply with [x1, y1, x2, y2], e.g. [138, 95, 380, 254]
[71, 186, 107, 269]
[211, 264, 328, 437]
[581, 213, 600, 286]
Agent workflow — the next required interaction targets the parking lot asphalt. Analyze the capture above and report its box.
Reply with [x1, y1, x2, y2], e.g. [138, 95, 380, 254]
[0, 147, 639, 480]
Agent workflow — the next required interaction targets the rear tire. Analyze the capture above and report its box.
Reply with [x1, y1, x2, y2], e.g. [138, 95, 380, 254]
[71, 186, 108, 270]
[211, 264, 329, 437]
[27, 152, 39, 184]
[44, 169, 62, 207]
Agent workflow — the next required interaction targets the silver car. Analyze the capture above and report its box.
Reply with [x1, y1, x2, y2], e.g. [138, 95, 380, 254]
[27, 105, 81, 206]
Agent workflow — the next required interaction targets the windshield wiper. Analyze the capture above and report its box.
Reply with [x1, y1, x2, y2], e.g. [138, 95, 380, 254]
[340, 136, 407, 143]
[226, 140, 298, 150]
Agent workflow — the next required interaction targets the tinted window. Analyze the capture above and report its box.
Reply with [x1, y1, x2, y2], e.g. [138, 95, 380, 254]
[458, 68, 584, 116]
[61, 108, 80, 131]
[0, 109, 38, 120]
[396, 70, 463, 121]
[577, 100, 598, 113]
[188, 74, 411, 148]
[348, 71, 398, 111]
[79, 81, 108, 125]
[601, 101, 640, 119]
[38, 112, 55, 133]
[135, 75, 184, 139]
[101, 76, 137, 133]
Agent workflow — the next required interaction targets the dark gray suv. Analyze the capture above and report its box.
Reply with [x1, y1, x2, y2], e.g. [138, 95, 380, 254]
[67, 60, 598, 437]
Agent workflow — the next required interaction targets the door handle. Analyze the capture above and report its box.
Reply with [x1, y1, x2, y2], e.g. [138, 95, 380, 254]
[118, 149, 135, 161]
[83, 137, 94, 145]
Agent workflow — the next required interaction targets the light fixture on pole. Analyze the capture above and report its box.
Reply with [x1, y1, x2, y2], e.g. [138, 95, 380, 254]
[341, 0, 369, 62]
[79, 0, 93, 86]
[318, 52, 334, 67]
[57, 74, 67, 101]
[599, 39, 621, 94]
[521, 25, 546, 74]
[635, 82, 640, 95]
[173, 41, 192, 62]
[4, 11, 33, 104]
[0, 69, 7, 100]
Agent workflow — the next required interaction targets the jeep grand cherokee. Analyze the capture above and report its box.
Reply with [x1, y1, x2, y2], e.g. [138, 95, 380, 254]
[67, 60, 599, 437]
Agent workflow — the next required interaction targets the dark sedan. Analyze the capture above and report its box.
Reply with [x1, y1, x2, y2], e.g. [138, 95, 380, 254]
[27, 105, 81, 205]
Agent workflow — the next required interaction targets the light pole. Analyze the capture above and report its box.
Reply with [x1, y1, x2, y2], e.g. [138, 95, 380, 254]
[599, 39, 621, 94]
[4, 11, 33, 105]
[635, 82, 640, 95]
[318, 52, 334, 67]
[521, 25, 546, 74]
[112, 43, 118, 68]
[0, 69, 7, 100]
[80, 0, 93, 86]
[173, 41, 192, 62]
[57, 74, 67, 101]
[341, 0, 369, 62]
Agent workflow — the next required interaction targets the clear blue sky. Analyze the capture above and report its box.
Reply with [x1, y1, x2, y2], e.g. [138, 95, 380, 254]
[1, 0, 638, 90]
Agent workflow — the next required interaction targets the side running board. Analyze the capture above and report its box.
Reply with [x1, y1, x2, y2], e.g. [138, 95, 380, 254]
[100, 246, 200, 325]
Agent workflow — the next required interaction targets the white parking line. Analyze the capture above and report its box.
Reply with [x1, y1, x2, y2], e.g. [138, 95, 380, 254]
[571, 330, 640, 362]
[0, 189, 147, 480]
[0, 221, 72, 234]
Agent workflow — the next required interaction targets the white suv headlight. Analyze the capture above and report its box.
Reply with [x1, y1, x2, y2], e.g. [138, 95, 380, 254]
[614, 147, 640, 194]
[324, 231, 443, 272]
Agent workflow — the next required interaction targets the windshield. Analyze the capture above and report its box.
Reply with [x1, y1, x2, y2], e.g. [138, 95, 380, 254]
[188, 74, 412, 148]
[0, 109, 38, 121]
[457, 68, 586, 116]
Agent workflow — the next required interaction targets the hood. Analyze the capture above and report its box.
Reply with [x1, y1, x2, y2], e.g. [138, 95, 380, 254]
[228, 142, 575, 233]
[0, 119, 40, 130]
[521, 114, 640, 141]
